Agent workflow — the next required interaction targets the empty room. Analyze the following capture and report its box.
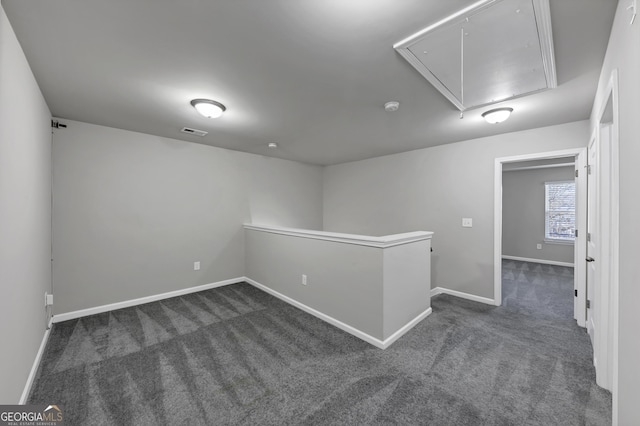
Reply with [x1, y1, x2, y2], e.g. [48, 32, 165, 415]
[1, 0, 639, 425]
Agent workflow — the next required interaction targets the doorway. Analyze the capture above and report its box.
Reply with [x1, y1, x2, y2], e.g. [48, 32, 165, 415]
[494, 148, 586, 325]
[501, 157, 577, 318]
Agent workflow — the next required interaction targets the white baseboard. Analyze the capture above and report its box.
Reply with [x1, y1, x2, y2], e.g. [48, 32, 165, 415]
[51, 275, 431, 349]
[20, 317, 53, 404]
[244, 277, 431, 349]
[431, 287, 496, 306]
[501, 255, 574, 268]
[381, 307, 432, 348]
[52, 277, 245, 323]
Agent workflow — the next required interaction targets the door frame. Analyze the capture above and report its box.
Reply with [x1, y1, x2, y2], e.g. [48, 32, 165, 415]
[494, 148, 586, 316]
[591, 69, 619, 396]
[586, 135, 598, 341]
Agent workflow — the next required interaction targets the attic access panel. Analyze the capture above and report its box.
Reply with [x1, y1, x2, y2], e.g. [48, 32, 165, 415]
[394, 0, 556, 111]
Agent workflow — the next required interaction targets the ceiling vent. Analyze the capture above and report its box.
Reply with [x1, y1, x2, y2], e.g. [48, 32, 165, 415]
[394, 0, 556, 112]
[181, 127, 208, 137]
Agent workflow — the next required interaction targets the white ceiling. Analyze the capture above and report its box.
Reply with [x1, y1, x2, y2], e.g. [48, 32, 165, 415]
[2, 0, 616, 166]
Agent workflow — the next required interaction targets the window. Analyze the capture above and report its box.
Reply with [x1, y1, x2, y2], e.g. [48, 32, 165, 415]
[545, 181, 575, 243]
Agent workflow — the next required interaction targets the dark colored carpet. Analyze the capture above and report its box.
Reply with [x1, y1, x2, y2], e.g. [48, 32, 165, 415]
[502, 259, 575, 320]
[29, 260, 611, 425]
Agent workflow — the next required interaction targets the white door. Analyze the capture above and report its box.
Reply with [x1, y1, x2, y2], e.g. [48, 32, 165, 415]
[574, 149, 587, 327]
[586, 138, 597, 346]
[597, 123, 613, 389]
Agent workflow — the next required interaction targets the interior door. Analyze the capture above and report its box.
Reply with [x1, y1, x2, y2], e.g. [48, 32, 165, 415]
[574, 149, 587, 327]
[586, 138, 598, 346]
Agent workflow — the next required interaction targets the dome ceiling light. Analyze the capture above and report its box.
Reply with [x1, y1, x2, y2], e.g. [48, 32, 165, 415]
[384, 101, 400, 112]
[190, 99, 226, 118]
[482, 107, 513, 124]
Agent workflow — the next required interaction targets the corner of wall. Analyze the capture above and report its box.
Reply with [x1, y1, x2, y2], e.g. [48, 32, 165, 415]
[0, 3, 52, 403]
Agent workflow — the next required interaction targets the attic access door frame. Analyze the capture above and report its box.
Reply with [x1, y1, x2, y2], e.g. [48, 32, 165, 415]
[393, 0, 557, 112]
[494, 148, 586, 327]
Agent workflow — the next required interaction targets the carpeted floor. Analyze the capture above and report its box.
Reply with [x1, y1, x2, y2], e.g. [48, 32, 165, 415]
[29, 260, 611, 425]
[502, 259, 575, 320]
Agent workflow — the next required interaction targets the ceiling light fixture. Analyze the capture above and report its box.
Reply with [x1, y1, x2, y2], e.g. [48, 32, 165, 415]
[482, 107, 513, 124]
[384, 101, 400, 112]
[190, 99, 226, 118]
[268, 142, 278, 149]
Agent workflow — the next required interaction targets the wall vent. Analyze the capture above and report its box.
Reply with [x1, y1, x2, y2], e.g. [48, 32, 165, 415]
[394, 0, 556, 112]
[181, 127, 208, 137]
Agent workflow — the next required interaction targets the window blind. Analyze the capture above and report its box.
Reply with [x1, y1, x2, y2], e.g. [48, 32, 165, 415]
[545, 181, 576, 242]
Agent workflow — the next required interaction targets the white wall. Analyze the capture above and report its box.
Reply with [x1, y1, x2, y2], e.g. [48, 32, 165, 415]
[0, 5, 52, 403]
[52, 120, 323, 315]
[590, 2, 640, 424]
[244, 226, 431, 342]
[323, 121, 588, 299]
[502, 166, 575, 264]
[245, 229, 384, 338]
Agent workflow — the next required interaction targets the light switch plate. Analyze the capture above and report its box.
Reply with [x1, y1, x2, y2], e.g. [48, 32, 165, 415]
[462, 218, 473, 228]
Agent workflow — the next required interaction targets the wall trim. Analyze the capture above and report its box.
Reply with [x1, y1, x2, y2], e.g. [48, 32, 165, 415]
[52, 277, 244, 323]
[382, 307, 432, 348]
[19, 318, 53, 404]
[501, 255, 574, 268]
[244, 223, 433, 249]
[244, 277, 431, 349]
[503, 162, 575, 172]
[431, 287, 496, 306]
[50, 274, 431, 350]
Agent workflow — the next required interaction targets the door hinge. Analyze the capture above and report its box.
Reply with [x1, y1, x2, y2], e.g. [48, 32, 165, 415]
[575, 229, 578, 238]
[587, 165, 592, 175]
[51, 120, 67, 129]
[575, 169, 579, 178]
[586, 300, 591, 309]
[574, 289, 578, 297]
[587, 232, 591, 242]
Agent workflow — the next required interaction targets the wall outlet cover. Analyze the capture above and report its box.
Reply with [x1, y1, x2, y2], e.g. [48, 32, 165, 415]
[462, 218, 473, 228]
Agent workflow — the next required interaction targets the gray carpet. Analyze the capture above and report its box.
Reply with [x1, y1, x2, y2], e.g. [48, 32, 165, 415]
[29, 260, 611, 425]
[502, 259, 575, 320]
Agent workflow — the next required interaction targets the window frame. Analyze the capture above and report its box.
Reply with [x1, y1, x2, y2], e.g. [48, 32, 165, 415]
[544, 180, 576, 245]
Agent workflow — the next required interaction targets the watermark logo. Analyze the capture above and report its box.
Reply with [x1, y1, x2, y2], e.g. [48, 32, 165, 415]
[0, 404, 63, 425]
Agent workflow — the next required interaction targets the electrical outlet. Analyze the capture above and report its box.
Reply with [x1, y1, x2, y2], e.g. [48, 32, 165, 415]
[194, 261, 201, 271]
[44, 292, 53, 307]
[302, 274, 307, 285]
[462, 218, 473, 228]
[536, 244, 542, 250]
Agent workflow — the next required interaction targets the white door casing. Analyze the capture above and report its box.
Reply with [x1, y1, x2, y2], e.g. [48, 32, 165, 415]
[586, 137, 598, 347]
[494, 148, 586, 310]
[587, 69, 619, 394]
